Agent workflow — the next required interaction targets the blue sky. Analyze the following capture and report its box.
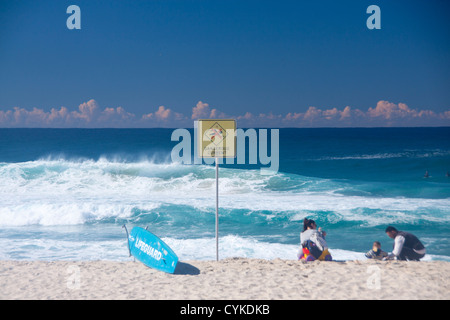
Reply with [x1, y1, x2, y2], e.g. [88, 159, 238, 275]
[0, 0, 449, 127]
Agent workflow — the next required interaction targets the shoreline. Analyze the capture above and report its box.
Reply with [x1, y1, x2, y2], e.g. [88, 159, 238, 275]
[1, 258, 449, 300]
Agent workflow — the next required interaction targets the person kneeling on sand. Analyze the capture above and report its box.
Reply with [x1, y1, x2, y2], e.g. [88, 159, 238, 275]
[298, 218, 332, 262]
[383, 226, 426, 261]
[365, 241, 388, 260]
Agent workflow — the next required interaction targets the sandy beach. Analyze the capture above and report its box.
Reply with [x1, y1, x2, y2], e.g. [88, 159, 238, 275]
[1, 258, 449, 300]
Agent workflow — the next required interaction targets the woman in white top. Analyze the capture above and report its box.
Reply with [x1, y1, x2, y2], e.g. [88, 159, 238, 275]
[298, 218, 332, 261]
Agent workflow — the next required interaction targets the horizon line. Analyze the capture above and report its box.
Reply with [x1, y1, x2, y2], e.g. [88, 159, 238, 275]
[1, 126, 449, 130]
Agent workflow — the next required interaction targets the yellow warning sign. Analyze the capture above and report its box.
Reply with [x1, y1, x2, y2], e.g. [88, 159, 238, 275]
[197, 119, 236, 158]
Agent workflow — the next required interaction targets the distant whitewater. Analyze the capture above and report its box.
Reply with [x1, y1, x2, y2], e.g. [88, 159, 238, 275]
[0, 128, 449, 261]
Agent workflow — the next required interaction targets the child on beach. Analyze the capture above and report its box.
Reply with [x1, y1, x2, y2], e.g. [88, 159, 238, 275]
[365, 241, 388, 260]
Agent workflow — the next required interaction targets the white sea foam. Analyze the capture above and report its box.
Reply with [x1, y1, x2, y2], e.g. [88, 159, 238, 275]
[0, 159, 449, 227]
[2, 234, 448, 262]
[0, 201, 161, 226]
[0, 233, 379, 261]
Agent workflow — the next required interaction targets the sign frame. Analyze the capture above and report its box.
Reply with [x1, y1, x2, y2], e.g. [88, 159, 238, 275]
[196, 119, 236, 159]
[195, 119, 237, 261]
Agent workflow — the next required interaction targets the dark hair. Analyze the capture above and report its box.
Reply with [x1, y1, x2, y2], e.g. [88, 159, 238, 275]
[385, 226, 398, 233]
[374, 241, 381, 246]
[303, 218, 316, 232]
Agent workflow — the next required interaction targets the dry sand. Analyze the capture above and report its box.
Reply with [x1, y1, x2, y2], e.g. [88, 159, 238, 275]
[1, 258, 449, 300]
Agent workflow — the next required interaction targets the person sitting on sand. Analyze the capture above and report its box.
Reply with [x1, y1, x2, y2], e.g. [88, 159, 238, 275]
[298, 218, 332, 262]
[365, 241, 388, 260]
[383, 226, 426, 261]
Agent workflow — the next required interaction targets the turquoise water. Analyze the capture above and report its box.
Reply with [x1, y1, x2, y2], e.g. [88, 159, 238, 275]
[0, 128, 449, 261]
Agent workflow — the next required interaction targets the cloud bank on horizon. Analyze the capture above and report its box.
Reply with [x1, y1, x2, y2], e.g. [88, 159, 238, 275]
[0, 99, 449, 128]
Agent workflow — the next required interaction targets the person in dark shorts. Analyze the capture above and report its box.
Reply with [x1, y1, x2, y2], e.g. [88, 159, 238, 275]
[384, 226, 426, 261]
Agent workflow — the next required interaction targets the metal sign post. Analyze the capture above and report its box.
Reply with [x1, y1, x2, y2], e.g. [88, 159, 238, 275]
[215, 157, 219, 261]
[196, 119, 236, 261]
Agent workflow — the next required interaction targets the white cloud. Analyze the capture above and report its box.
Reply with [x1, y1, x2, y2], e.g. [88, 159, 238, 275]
[0, 99, 448, 128]
[275, 101, 450, 127]
[191, 101, 210, 119]
[191, 101, 226, 120]
[141, 105, 186, 127]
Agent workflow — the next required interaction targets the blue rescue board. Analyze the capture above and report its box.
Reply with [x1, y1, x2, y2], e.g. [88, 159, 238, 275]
[128, 227, 178, 274]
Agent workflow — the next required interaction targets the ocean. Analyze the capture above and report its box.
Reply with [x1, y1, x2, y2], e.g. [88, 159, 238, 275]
[0, 127, 449, 261]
